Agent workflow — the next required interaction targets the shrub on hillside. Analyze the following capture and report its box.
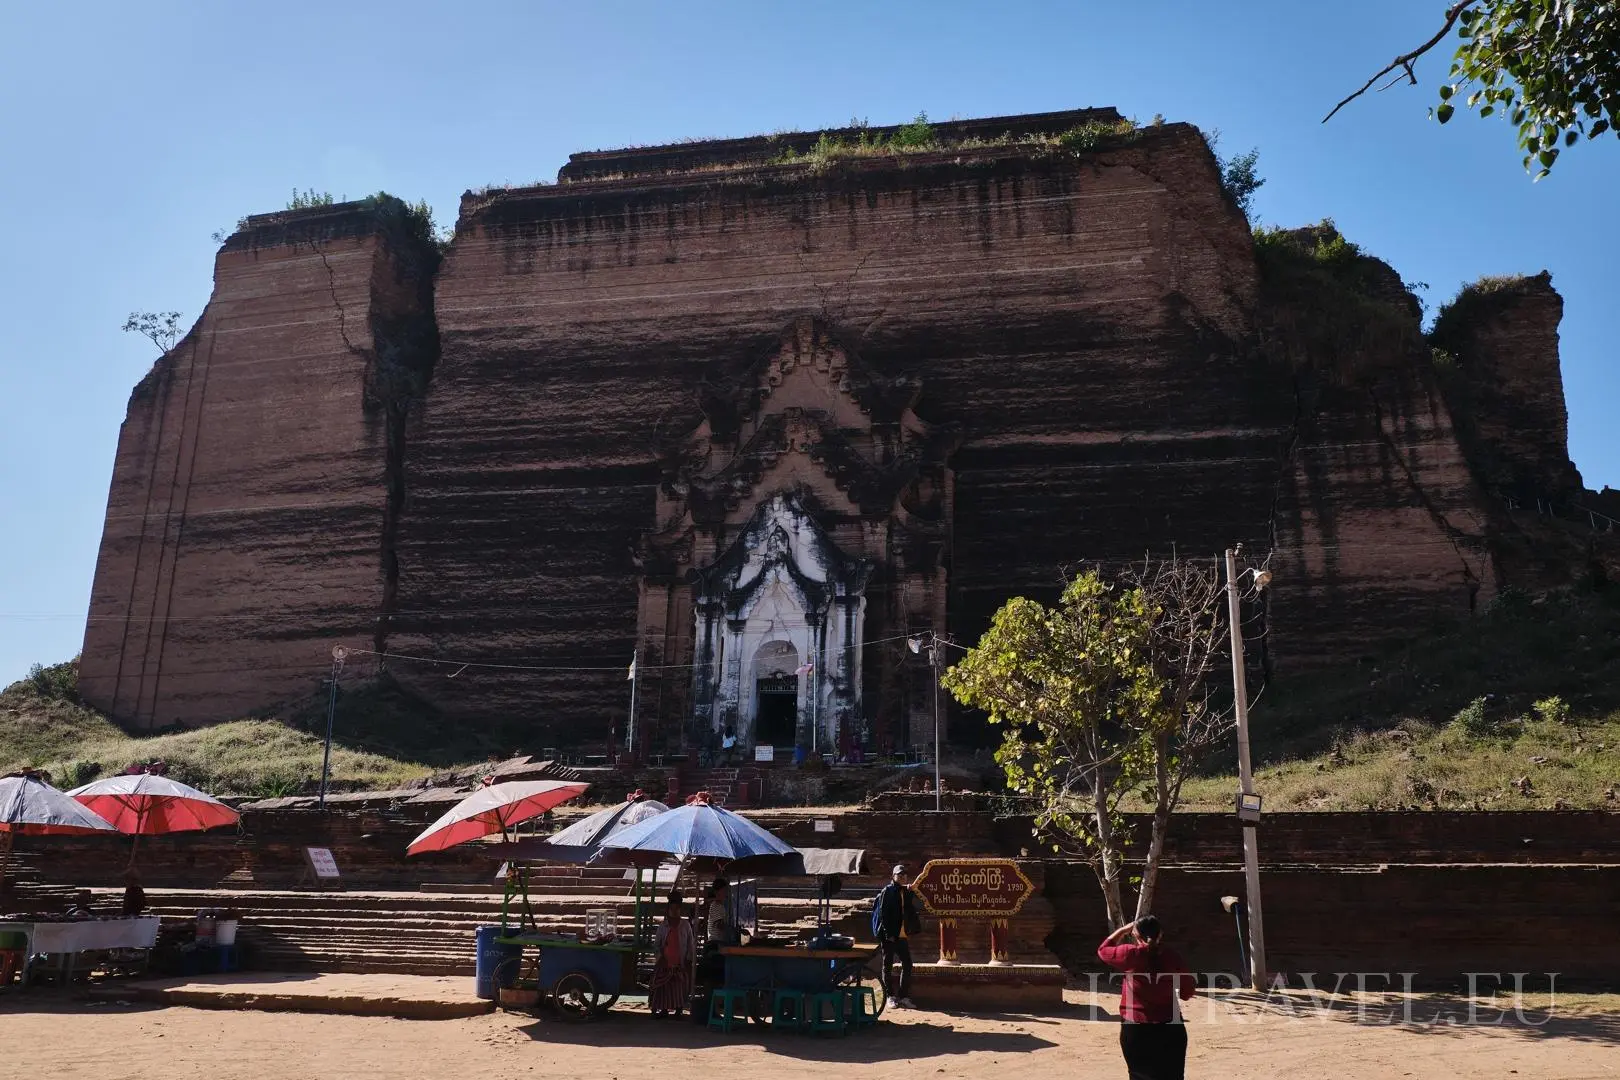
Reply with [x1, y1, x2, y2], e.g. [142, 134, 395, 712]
[26, 658, 80, 703]
[58, 760, 103, 789]
[1450, 696, 1498, 738]
[1532, 696, 1571, 724]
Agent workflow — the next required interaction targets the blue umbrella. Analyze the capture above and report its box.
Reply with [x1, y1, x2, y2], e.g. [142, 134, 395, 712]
[597, 793, 795, 868]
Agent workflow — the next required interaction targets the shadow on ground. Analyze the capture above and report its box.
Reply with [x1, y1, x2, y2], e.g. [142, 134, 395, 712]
[514, 1011, 1059, 1060]
[1212, 989, 1620, 1046]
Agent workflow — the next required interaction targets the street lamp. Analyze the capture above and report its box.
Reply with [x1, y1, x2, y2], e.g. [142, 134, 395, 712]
[908, 633, 945, 811]
[318, 645, 347, 808]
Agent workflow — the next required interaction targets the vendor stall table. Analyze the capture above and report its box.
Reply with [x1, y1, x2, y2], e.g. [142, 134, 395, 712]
[719, 943, 885, 1018]
[0, 916, 160, 988]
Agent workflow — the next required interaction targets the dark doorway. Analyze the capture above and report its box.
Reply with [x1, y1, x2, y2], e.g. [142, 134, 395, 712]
[754, 688, 798, 747]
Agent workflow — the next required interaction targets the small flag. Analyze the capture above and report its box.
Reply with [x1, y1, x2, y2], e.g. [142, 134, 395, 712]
[627, 652, 637, 681]
[794, 662, 814, 676]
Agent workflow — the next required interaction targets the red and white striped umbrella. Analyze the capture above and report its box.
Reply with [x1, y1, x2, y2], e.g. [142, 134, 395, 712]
[68, 774, 240, 835]
[407, 780, 589, 856]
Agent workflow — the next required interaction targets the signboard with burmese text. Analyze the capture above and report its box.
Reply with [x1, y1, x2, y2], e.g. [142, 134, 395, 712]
[912, 857, 1034, 918]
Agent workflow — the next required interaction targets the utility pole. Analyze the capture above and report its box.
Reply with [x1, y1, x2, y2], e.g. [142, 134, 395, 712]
[932, 637, 944, 811]
[909, 632, 946, 811]
[1224, 548, 1268, 990]
[318, 645, 347, 808]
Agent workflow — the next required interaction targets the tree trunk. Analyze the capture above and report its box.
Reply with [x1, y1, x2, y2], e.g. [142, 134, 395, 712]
[1134, 731, 1173, 920]
[1091, 780, 1127, 927]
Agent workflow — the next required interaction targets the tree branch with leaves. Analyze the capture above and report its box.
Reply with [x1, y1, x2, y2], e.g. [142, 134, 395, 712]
[1326, 1, 1620, 177]
[121, 311, 183, 354]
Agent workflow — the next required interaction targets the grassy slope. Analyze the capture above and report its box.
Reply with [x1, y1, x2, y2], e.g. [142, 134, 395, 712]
[1179, 588, 1620, 810]
[0, 664, 432, 797]
[1179, 709, 1620, 810]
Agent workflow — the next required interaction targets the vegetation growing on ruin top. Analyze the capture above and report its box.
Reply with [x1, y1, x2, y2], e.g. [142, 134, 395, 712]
[766, 112, 1144, 171]
[222, 190, 448, 253]
[1252, 221, 1427, 383]
[1428, 271, 1552, 355]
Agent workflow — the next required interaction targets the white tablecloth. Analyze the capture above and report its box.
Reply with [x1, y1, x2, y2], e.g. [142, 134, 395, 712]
[3, 916, 160, 952]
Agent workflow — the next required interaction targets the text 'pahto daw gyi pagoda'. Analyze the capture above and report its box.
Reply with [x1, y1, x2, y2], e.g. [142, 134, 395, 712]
[80, 108, 1602, 756]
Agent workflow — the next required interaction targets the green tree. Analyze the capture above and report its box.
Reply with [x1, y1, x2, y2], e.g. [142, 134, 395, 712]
[122, 311, 183, 354]
[942, 560, 1246, 927]
[1326, 2, 1620, 177]
[942, 572, 1153, 926]
[1205, 131, 1266, 219]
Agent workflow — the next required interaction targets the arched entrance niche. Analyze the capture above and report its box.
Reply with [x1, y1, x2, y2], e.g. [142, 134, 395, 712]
[751, 639, 800, 747]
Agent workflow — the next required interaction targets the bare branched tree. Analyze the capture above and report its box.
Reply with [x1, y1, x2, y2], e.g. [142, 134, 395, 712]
[1124, 555, 1256, 917]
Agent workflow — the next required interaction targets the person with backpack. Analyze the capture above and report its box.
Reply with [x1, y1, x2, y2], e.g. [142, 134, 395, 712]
[1097, 915, 1197, 1080]
[871, 863, 922, 1008]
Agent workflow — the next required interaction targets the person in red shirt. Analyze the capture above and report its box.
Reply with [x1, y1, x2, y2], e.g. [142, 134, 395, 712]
[1097, 915, 1196, 1079]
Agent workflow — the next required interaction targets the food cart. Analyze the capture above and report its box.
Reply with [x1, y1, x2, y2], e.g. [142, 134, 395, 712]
[494, 930, 641, 1017]
[705, 849, 887, 1024]
[485, 797, 670, 1019]
[483, 793, 882, 1027]
[488, 859, 658, 1019]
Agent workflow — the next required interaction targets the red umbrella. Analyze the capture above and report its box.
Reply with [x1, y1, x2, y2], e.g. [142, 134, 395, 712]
[68, 773, 239, 868]
[407, 780, 589, 856]
[1, 773, 119, 889]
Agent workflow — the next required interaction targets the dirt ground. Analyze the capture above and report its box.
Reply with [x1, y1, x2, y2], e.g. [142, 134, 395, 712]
[2, 989, 1616, 1080]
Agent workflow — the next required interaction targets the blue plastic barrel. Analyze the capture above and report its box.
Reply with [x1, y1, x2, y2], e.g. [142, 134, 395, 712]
[474, 926, 522, 1000]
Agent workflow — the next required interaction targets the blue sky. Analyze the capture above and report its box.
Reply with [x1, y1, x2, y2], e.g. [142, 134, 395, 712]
[0, 1, 1614, 686]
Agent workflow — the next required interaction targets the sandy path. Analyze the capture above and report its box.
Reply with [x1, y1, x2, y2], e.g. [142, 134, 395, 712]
[2, 992, 1615, 1080]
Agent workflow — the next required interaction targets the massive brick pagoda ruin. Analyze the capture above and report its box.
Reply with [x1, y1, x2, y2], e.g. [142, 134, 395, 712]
[79, 108, 1593, 754]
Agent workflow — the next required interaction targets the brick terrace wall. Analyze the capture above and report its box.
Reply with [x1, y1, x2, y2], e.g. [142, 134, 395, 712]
[864, 799, 1620, 864]
[764, 808, 1620, 980]
[1046, 863, 1620, 983]
[9, 809, 494, 890]
[15, 808, 1619, 980]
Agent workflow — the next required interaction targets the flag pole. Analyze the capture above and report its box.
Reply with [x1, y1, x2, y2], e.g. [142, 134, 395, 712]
[627, 651, 638, 759]
[811, 658, 818, 755]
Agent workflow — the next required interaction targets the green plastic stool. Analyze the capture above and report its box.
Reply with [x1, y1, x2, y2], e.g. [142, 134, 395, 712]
[708, 987, 750, 1033]
[842, 985, 880, 1027]
[806, 991, 847, 1036]
[772, 988, 807, 1030]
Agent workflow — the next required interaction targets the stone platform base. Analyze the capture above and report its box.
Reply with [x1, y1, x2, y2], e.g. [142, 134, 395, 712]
[907, 962, 1067, 1013]
[123, 972, 495, 1019]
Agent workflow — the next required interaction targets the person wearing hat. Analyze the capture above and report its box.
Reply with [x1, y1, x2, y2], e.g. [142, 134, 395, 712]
[871, 864, 922, 1008]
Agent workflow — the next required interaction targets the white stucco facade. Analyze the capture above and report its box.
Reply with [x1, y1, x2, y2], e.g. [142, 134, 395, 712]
[692, 494, 868, 751]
